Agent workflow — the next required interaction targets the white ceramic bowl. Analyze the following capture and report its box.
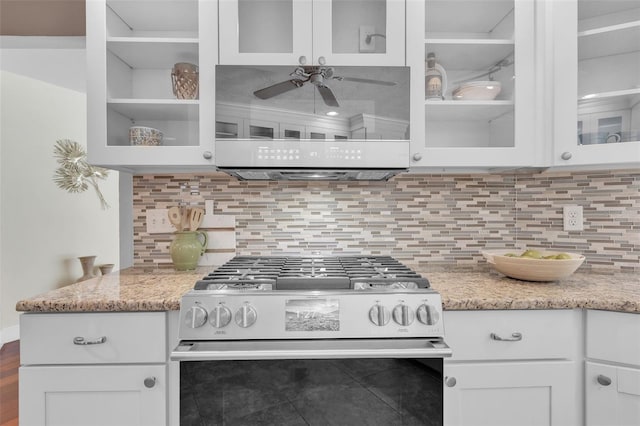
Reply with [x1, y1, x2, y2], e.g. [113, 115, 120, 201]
[482, 250, 585, 282]
[129, 126, 163, 146]
[452, 81, 502, 100]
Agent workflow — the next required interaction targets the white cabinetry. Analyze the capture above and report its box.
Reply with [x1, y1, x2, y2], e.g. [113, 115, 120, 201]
[443, 309, 580, 426]
[86, 0, 217, 170]
[19, 312, 169, 426]
[218, 0, 405, 66]
[407, 0, 536, 169]
[585, 310, 640, 426]
[552, 0, 640, 167]
[445, 361, 574, 426]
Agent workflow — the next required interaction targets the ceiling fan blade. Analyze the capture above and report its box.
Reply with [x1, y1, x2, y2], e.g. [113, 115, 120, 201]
[253, 79, 303, 100]
[336, 76, 397, 86]
[316, 84, 340, 107]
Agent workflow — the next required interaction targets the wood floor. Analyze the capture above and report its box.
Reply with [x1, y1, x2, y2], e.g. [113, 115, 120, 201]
[0, 341, 19, 426]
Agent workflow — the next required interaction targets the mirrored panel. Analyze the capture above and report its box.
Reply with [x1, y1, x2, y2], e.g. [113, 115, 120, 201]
[216, 65, 410, 140]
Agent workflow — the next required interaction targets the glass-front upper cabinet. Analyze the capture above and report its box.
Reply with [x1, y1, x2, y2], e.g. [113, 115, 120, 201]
[87, 0, 217, 169]
[218, 0, 405, 66]
[407, 0, 536, 168]
[554, 0, 640, 166]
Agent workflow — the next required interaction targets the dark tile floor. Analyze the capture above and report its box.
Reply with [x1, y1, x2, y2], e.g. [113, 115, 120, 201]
[181, 358, 443, 426]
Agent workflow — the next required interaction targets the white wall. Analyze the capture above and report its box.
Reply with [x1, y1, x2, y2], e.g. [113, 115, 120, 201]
[0, 43, 120, 343]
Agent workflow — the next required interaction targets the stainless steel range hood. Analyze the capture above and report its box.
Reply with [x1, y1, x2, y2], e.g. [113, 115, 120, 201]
[218, 168, 405, 181]
[214, 65, 411, 181]
[215, 140, 410, 181]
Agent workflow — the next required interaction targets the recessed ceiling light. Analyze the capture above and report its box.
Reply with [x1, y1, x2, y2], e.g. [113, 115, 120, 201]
[326, 111, 339, 116]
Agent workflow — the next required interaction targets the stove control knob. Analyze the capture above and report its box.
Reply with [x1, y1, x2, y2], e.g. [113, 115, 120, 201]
[417, 304, 440, 326]
[209, 304, 232, 328]
[392, 304, 415, 326]
[369, 304, 391, 326]
[235, 304, 258, 328]
[185, 305, 208, 328]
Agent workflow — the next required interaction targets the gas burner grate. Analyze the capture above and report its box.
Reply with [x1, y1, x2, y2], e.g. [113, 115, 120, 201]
[193, 279, 275, 291]
[194, 256, 429, 291]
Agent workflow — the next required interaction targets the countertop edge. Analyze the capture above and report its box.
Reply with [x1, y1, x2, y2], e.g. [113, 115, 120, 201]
[15, 268, 640, 314]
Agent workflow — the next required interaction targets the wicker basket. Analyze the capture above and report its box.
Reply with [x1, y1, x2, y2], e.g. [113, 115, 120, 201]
[171, 62, 199, 100]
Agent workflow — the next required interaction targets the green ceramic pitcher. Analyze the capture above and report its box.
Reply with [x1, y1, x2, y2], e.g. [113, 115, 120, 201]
[170, 231, 208, 271]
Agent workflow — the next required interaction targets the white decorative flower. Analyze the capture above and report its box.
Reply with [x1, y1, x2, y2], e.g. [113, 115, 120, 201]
[53, 139, 110, 209]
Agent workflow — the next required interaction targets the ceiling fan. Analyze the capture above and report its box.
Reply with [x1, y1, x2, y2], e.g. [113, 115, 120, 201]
[253, 66, 397, 107]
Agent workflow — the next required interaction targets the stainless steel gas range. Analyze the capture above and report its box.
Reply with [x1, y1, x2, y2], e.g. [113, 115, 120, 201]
[172, 256, 451, 425]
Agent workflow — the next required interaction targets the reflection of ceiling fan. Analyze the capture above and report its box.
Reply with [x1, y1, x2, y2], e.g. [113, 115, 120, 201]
[253, 66, 397, 107]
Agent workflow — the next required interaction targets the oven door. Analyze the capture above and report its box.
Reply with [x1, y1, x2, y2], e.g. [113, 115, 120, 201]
[174, 339, 450, 425]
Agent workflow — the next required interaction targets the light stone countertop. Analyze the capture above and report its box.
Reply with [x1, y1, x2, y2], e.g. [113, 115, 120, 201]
[15, 266, 640, 314]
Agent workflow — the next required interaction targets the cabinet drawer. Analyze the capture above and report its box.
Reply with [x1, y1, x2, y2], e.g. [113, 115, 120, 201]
[587, 310, 640, 366]
[20, 312, 166, 365]
[444, 310, 580, 361]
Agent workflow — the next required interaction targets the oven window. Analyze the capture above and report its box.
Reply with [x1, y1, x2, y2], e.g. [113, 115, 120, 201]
[181, 358, 442, 425]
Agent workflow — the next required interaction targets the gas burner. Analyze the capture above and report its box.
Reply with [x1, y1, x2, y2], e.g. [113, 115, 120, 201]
[353, 282, 421, 290]
[192, 256, 430, 291]
[193, 280, 274, 291]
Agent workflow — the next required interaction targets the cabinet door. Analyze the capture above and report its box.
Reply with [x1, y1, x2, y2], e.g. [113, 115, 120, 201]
[553, 0, 640, 166]
[19, 365, 167, 426]
[218, 0, 404, 66]
[218, 0, 313, 65]
[444, 361, 577, 426]
[407, 0, 536, 169]
[312, 0, 406, 66]
[86, 0, 216, 169]
[586, 362, 640, 426]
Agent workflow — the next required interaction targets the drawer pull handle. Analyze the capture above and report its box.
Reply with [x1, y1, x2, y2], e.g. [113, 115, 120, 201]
[73, 336, 107, 345]
[445, 376, 457, 387]
[596, 375, 612, 386]
[490, 332, 522, 342]
[144, 377, 157, 388]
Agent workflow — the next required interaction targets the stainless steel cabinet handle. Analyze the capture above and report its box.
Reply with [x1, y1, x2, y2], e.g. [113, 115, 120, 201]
[490, 332, 522, 342]
[144, 377, 157, 388]
[73, 336, 107, 345]
[445, 376, 457, 387]
[596, 375, 612, 386]
[298, 56, 307, 65]
[412, 153, 423, 162]
[202, 151, 213, 160]
[318, 56, 326, 65]
[561, 152, 572, 160]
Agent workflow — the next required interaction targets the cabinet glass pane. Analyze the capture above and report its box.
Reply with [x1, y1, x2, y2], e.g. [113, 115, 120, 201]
[238, 0, 293, 53]
[107, 104, 199, 147]
[216, 65, 409, 141]
[577, 0, 640, 146]
[106, 0, 198, 38]
[331, 0, 387, 54]
[425, 0, 515, 148]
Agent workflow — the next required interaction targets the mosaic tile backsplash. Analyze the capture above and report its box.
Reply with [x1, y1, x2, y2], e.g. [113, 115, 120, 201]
[133, 170, 639, 271]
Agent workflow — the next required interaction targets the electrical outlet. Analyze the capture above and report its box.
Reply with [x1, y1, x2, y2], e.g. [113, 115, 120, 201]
[359, 26, 375, 52]
[563, 205, 584, 231]
[146, 209, 174, 233]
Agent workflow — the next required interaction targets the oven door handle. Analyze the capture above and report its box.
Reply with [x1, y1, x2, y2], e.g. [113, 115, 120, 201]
[171, 338, 452, 361]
